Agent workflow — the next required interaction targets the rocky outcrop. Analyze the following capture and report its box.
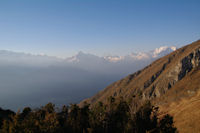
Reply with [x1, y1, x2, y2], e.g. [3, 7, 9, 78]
[145, 47, 200, 99]
[81, 40, 200, 109]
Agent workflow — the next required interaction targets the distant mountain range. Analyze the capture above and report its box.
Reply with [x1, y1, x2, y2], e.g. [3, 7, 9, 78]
[0, 46, 176, 110]
[104, 46, 177, 62]
[66, 46, 177, 63]
[0, 46, 176, 66]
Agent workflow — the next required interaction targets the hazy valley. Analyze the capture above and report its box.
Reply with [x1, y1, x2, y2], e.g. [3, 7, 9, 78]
[0, 46, 176, 110]
[1, 1, 199, 132]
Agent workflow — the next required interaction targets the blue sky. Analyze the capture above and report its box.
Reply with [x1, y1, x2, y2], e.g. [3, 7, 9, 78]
[0, 0, 199, 57]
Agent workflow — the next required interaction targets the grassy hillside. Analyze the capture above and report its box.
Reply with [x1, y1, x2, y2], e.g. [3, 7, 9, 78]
[81, 40, 200, 132]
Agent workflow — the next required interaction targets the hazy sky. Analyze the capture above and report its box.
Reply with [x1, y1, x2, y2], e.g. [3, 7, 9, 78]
[0, 0, 199, 57]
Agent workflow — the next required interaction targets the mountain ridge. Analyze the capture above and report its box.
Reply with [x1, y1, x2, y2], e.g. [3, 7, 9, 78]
[0, 45, 177, 64]
[81, 40, 200, 106]
[80, 40, 200, 132]
[67, 46, 177, 63]
[0, 46, 177, 110]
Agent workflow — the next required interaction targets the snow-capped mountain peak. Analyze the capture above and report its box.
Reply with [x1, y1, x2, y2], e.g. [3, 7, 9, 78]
[104, 56, 124, 62]
[152, 46, 177, 58]
[66, 51, 105, 63]
[154, 46, 169, 55]
[66, 46, 177, 63]
[170, 46, 177, 51]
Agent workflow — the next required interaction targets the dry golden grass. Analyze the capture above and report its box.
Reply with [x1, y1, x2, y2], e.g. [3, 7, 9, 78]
[80, 40, 200, 132]
[81, 40, 200, 105]
[159, 90, 200, 133]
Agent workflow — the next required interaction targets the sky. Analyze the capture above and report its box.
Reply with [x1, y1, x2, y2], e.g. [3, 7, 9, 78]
[0, 0, 199, 57]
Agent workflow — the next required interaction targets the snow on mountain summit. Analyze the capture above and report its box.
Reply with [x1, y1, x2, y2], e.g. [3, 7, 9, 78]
[104, 56, 124, 62]
[152, 46, 177, 58]
[121, 46, 177, 61]
[66, 46, 177, 63]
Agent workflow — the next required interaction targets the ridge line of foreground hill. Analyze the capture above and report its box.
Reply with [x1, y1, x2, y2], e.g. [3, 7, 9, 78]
[80, 40, 200, 133]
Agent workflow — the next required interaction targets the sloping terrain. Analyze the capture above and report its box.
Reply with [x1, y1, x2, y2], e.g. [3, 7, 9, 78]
[159, 89, 200, 133]
[81, 40, 200, 132]
[158, 68, 200, 133]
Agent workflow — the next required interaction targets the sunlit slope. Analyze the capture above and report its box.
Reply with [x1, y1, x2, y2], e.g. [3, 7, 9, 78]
[81, 40, 200, 132]
[158, 68, 200, 133]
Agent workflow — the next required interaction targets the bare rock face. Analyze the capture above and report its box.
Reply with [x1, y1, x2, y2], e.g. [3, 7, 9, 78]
[80, 40, 200, 133]
[142, 46, 200, 100]
[178, 53, 194, 80]
[80, 40, 200, 108]
[180, 47, 200, 77]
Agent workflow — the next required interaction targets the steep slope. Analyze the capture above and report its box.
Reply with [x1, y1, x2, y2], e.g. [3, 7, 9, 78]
[81, 40, 200, 132]
[159, 89, 200, 133]
[158, 67, 200, 133]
